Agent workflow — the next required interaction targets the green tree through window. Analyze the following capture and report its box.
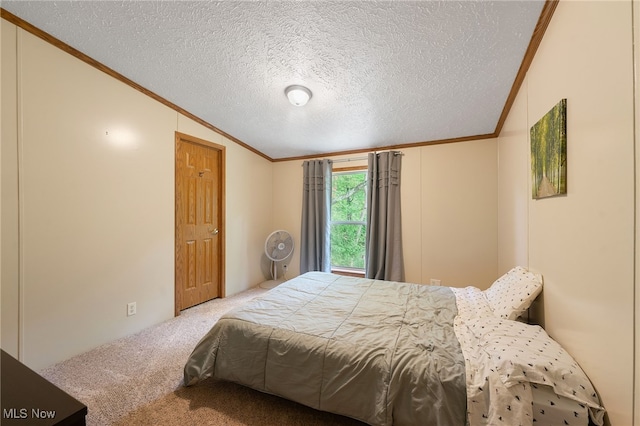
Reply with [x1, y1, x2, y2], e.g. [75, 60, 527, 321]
[330, 170, 367, 269]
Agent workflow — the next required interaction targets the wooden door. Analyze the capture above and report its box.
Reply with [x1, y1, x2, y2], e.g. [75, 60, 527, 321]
[175, 132, 225, 315]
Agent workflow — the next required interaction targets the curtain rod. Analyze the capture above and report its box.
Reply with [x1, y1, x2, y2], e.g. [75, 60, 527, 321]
[301, 151, 404, 165]
[334, 151, 404, 162]
[332, 156, 368, 163]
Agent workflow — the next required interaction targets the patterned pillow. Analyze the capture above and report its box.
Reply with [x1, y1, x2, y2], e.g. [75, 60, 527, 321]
[475, 318, 605, 425]
[483, 266, 542, 320]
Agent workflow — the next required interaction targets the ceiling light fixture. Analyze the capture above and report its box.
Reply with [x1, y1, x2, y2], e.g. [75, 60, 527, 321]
[285, 85, 312, 107]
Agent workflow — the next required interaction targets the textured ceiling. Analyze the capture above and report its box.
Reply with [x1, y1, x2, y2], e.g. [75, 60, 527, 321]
[2, 1, 545, 160]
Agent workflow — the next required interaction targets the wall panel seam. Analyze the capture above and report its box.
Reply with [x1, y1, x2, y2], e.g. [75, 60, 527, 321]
[15, 26, 24, 362]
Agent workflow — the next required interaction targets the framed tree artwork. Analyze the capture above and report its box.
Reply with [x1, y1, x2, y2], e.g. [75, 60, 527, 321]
[530, 98, 567, 199]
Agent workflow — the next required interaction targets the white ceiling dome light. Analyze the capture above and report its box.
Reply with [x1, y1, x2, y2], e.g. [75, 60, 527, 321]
[285, 85, 312, 107]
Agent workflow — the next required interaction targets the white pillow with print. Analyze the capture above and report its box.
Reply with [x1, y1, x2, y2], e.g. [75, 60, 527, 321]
[483, 266, 542, 320]
[475, 318, 605, 425]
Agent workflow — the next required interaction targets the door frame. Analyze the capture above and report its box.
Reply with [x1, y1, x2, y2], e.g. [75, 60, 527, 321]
[175, 131, 226, 316]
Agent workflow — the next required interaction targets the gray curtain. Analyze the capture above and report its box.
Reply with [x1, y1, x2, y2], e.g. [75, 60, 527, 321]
[365, 151, 404, 281]
[300, 159, 332, 273]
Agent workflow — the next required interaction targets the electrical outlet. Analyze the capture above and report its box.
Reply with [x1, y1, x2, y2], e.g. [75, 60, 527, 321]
[430, 279, 441, 286]
[127, 302, 136, 316]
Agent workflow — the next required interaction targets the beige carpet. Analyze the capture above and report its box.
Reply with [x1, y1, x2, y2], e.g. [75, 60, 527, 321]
[39, 287, 365, 426]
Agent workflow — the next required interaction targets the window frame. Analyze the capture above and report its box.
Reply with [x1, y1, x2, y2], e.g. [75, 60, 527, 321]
[330, 166, 367, 276]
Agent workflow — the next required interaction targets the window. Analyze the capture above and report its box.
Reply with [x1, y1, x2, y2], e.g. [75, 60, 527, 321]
[330, 169, 367, 272]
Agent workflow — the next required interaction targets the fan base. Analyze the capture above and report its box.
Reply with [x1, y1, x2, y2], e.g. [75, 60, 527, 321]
[259, 279, 285, 289]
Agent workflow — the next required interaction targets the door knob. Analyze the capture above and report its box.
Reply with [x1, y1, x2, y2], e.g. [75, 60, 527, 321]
[210, 228, 219, 235]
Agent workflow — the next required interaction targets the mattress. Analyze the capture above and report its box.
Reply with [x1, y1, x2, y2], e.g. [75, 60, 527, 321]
[531, 383, 595, 426]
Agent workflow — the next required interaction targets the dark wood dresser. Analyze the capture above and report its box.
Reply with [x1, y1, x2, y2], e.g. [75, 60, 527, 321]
[1, 349, 87, 425]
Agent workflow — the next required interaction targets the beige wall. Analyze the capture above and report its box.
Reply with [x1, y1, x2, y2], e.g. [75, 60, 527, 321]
[635, 0, 640, 422]
[273, 140, 498, 289]
[497, 83, 529, 274]
[419, 140, 498, 288]
[0, 22, 273, 370]
[271, 159, 303, 279]
[1, 19, 19, 357]
[497, 2, 635, 425]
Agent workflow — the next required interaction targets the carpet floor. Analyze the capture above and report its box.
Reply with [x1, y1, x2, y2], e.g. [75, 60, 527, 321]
[39, 286, 365, 426]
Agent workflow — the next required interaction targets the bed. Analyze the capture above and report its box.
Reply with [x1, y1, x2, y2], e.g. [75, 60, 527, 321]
[183, 269, 605, 426]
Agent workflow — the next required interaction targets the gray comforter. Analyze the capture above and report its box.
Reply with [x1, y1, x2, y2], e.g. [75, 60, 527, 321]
[183, 272, 466, 426]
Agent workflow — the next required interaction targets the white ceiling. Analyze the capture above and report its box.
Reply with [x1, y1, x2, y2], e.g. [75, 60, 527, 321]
[2, 1, 545, 160]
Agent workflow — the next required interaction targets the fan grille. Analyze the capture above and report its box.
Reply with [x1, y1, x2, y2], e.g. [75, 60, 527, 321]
[265, 230, 294, 261]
